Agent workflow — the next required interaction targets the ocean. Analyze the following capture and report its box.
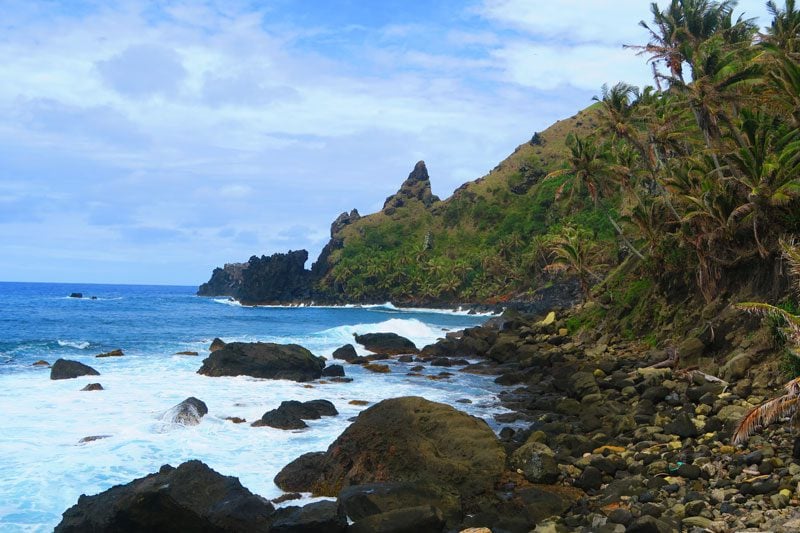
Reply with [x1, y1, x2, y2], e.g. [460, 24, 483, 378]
[0, 282, 509, 532]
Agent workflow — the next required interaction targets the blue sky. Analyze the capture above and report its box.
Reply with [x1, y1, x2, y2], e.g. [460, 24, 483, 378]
[0, 0, 771, 285]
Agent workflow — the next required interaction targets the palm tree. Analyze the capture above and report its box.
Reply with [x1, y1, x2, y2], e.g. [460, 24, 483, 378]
[765, 0, 800, 55]
[545, 133, 614, 206]
[724, 110, 800, 256]
[548, 226, 603, 300]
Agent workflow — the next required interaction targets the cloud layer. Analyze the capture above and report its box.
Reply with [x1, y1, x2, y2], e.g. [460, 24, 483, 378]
[0, 0, 771, 284]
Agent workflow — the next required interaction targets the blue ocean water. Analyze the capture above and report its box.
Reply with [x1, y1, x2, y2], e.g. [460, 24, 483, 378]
[0, 282, 507, 531]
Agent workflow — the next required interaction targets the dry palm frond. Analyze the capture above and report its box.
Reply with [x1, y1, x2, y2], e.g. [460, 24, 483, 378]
[732, 390, 800, 445]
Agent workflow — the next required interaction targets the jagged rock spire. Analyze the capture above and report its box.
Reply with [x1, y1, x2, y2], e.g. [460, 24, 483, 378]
[383, 160, 439, 212]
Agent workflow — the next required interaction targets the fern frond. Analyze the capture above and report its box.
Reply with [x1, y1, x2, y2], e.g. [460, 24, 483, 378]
[733, 395, 800, 445]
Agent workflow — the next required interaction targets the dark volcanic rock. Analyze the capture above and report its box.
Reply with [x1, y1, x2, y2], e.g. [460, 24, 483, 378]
[162, 397, 208, 426]
[69, 292, 83, 298]
[354, 333, 419, 355]
[210, 337, 226, 352]
[382, 161, 440, 212]
[322, 364, 345, 377]
[81, 383, 104, 391]
[332, 344, 358, 362]
[198, 342, 324, 382]
[198, 250, 313, 304]
[349, 505, 445, 533]
[270, 500, 346, 533]
[55, 460, 275, 532]
[50, 359, 100, 380]
[311, 209, 361, 281]
[340, 482, 461, 526]
[96, 349, 124, 358]
[274, 397, 505, 501]
[252, 400, 337, 430]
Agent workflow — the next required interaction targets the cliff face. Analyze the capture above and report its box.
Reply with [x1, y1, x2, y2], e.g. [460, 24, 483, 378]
[381, 160, 439, 214]
[197, 250, 313, 304]
[310, 209, 360, 281]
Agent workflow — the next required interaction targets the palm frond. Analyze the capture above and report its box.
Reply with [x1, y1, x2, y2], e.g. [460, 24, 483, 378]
[733, 395, 800, 445]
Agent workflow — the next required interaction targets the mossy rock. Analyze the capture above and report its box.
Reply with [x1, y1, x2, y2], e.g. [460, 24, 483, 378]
[274, 397, 506, 502]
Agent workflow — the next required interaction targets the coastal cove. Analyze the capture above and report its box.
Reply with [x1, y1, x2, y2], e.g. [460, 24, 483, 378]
[0, 282, 508, 532]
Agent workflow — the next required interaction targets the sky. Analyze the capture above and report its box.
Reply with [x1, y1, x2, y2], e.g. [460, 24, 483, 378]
[0, 0, 772, 285]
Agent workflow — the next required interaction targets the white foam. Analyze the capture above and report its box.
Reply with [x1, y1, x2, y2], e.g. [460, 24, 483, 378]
[57, 340, 90, 350]
[209, 299, 498, 317]
[0, 351, 510, 531]
[212, 298, 243, 307]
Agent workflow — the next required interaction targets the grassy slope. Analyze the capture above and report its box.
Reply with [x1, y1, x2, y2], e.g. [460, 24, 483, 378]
[318, 105, 617, 304]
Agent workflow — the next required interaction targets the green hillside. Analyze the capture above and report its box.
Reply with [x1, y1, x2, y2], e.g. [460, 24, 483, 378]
[318, 105, 616, 304]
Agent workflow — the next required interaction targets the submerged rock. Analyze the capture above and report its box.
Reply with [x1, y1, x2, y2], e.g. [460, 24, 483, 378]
[198, 342, 324, 382]
[274, 397, 505, 501]
[55, 460, 274, 532]
[81, 383, 104, 391]
[95, 349, 124, 358]
[50, 359, 100, 380]
[32, 360, 50, 367]
[161, 397, 208, 426]
[354, 333, 419, 355]
[69, 292, 82, 298]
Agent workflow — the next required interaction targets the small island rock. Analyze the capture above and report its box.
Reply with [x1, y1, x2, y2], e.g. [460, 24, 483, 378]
[198, 342, 324, 382]
[50, 359, 100, 380]
[354, 333, 419, 355]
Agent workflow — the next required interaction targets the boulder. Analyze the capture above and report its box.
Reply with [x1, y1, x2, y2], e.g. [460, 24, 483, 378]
[209, 338, 226, 352]
[270, 500, 346, 533]
[332, 344, 358, 362]
[81, 383, 104, 391]
[69, 292, 83, 298]
[364, 363, 390, 373]
[32, 360, 50, 367]
[55, 460, 275, 532]
[664, 412, 699, 438]
[509, 442, 559, 484]
[274, 397, 505, 502]
[252, 400, 337, 430]
[340, 482, 461, 526]
[349, 505, 445, 533]
[175, 351, 199, 356]
[720, 353, 753, 381]
[50, 359, 100, 380]
[198, 342, 324, 382]
[322, 364, 345, 377]
[354, 333, 419, 355]
[161, 397, 208, 426]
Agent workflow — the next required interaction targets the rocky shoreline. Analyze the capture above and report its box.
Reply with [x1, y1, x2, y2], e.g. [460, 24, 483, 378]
[53, 305, 800, 532]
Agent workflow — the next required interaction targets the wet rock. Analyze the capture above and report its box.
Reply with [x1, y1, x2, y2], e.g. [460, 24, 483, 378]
[175, 351, 198, 356]
[676, 463, 701, 480]
[274, 397, 505, 502]
[340, 482, 460, 525]
[364, 363, 390, 373]
[78, 435, 111, 444]
[162, 397, 208, 426]
[32, 360, 50, 367]
[322, 364, 345, 377]
[332, 344, 358, 362]
[626, 515, 674, 533]
[198, 342, 324, 382]
[81, 383, 103, 391]
[96, 349, 124, 358]
[50, 359, 100, 380]
[225, 416, 246, 424]
[354, 333, 419, 355]
[349, 505, 444, 533]
[55, 460, 275, 532]
[69, 292, 83, 298]
[721, 353, 753, 380]
[209, 337, 226, 352]
[252, 400, 337, 430]
[270, 500, 346, 533]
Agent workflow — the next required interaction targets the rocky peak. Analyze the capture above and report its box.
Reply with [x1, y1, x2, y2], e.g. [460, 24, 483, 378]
[383, 160, 440, 213]
[330, 209, 360, 237]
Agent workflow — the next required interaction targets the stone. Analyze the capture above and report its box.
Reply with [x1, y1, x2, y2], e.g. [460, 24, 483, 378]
[54, 460, 274, 532]
[175, 351, 198, 356]
[339, 482, 461, 526]
[78, 435, 111, 444]
[50, 359, 100, 380]
[509, 442, 559, 484]
[678, 337, 706, 362]
[95, 349, 124, 358]
[354, 333, 419, 355]
[270, 500, 346, 533]
[32, 360, 50, 367]
[676, 463, 701, 480]
[664, 412, 699, 438]
[720, 353, 753, 381]
[274, 397, 505, 502]
[540, 311, 556, 325]
[322, 364, 345, 377]
[69, 292, 83, 298]
[364, 363, 390, 373]
[252, 400, 337, 430]
[161, 397, 208, 426]
[198, 342, 324, 382]
[332, 344, 358, 362]
[209, 337, 226, 352]
[574, 466, 603, 491]
[348, 505, 444, 533]
[626, 515, 674, 533]
[81, 383, 103, 391]
[225, 417, 246, 424]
